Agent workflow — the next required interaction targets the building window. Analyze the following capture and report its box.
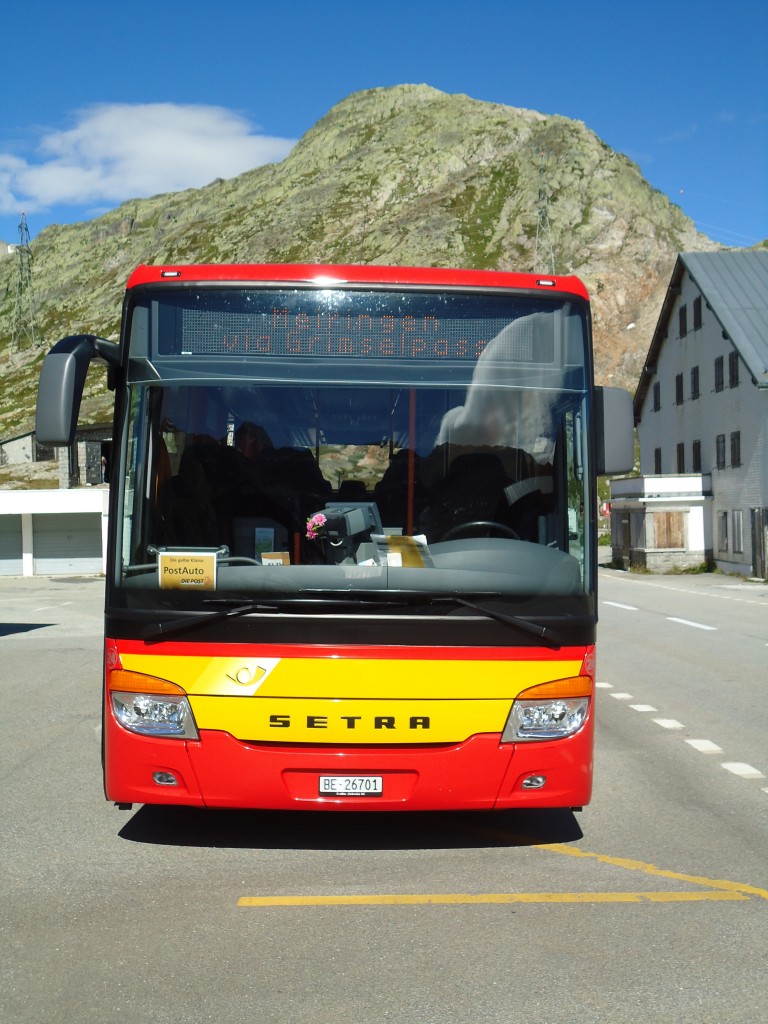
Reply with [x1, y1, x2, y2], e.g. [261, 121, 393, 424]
[714, 356, 724, 392]
[729, 350, 739, 388]
[653, 381, 661, 411]
[679, 305, 687, 338]
[730, 431, 741, 468]
[716, 434, 726, 470]
[691, 365, 700, 400]
[693, 296, 703, 330]
[675, 373, 684, 405]
[732, 510, 743, 553]
[692, 439, 702, 473]
[718, 511, 728, 551]
[654, 447, 662, 474]
[676, 442, 685, 473]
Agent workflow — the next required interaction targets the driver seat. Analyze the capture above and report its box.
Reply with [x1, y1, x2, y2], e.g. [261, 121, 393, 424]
[423, 452, 511, 542]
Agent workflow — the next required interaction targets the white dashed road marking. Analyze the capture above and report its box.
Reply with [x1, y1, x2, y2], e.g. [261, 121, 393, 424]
[721, 762, 765, 780]
[599, 577, 764, 792]
[686, 739, 723, 753]
[666, 617, 717, 631]
[601, 679, 765, 793]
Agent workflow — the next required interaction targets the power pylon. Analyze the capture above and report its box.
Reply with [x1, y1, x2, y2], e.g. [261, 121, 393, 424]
[532, 157, 556, 275]
[12, 212, 37, 352]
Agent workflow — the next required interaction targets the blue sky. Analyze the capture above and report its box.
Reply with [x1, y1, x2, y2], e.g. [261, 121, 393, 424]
[1, 0, 766, 250]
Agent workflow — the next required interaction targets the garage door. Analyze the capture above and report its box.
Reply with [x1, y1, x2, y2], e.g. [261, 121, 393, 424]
[0, 515, 23, 575]
[33, 513, 103, 575]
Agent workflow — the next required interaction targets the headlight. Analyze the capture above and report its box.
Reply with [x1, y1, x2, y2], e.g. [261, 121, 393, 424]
[502, 697, 589, 742]
[501, 676, 591, 743]
[111, 691, 199, 739]
[107, 668, 198, 739]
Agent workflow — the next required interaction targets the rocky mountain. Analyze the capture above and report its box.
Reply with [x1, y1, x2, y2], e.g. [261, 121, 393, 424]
[0, 83, 721, 443]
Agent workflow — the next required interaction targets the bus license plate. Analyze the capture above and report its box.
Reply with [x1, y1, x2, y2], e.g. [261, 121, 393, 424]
[319, 776, 383, 796]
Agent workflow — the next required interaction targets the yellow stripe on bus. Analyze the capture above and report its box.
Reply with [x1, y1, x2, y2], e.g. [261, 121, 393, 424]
[119, 652, 584, 700]
[189, 695, 511, 744]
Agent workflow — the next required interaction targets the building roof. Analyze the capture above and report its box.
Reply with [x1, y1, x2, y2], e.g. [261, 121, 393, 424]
[634, 250, 768, 419]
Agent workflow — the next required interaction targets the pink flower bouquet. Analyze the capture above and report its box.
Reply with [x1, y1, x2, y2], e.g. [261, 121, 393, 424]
[306, 512, 327, 540]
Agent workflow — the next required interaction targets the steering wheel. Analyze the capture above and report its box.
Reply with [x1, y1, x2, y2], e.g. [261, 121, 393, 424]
[442, 520, 520, 541]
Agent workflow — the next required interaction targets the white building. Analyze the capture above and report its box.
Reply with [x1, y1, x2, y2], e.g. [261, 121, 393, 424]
[0, 426, 113, 576]
[0, 488, 108, 576]
[611, 250, 768, 578]
[0, 430, 36, 466]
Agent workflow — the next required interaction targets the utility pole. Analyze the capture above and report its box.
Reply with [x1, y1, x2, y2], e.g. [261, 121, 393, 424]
[12, 212, 37, 353]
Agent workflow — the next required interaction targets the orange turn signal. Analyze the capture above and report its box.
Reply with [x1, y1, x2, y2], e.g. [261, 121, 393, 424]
[107, 668, 186, 696]
[517, 676, 592, 700]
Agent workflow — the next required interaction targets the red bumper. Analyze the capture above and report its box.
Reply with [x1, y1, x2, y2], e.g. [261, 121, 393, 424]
[104, 716, 593, 811]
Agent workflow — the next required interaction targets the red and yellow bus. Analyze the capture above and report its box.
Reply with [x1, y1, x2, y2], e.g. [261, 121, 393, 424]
[36, 264, 632, 811]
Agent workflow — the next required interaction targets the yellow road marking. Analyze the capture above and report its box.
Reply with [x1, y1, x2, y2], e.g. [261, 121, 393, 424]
[238, 890, 749, 907]
[534, 842, 768, 900]
[238, 821, 768, 908]
[445, 823, 768, 901]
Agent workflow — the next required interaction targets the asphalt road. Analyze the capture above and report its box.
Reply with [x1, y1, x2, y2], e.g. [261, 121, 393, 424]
[2, 571, 766, 1024]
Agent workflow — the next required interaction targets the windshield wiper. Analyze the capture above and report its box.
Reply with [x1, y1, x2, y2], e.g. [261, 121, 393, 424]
[143, 601, 277, 642]
[142, 592, 415, 642]
[429, 595, 563, 649]
[142, 592, 563, 647]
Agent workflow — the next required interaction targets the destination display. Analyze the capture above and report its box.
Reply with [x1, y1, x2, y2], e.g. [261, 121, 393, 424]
[179, 307, 545, 361]
[153, 290, 561, 363]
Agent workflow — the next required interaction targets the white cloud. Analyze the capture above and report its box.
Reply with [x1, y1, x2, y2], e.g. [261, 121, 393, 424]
[657, 123, 699, 146]
[0, 103, 296, 215]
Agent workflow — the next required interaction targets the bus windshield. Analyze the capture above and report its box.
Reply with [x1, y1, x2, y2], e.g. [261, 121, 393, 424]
[118, 286, 593, 608]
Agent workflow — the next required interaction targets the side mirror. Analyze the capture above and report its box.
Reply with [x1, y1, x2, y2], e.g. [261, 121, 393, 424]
[36, 334, 120, 445]
[594, 386, 634, 476]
